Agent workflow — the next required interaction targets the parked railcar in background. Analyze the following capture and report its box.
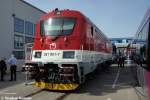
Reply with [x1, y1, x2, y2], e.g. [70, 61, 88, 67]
[130, 7, 150, 100]
[23, 9, 112, 90]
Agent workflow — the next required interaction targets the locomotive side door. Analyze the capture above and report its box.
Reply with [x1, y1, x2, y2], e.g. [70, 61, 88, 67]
[91, 26, 96, 66]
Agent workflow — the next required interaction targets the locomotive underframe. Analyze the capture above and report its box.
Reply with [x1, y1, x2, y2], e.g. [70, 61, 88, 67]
[23, 62, 81, 90]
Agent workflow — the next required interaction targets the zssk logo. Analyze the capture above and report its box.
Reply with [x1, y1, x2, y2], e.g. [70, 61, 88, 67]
[49, 43, 56, 49]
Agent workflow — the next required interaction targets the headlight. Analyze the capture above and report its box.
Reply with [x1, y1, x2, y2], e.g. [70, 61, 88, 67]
[63, 51, 75, 59]
[34, 52, 42, 58]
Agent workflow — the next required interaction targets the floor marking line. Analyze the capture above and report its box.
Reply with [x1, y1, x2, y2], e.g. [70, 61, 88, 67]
[107, 98, 112, 100]
[0, 90, 16, 95]
[112, 68, 120, 89]
[3, 92, 17, 95]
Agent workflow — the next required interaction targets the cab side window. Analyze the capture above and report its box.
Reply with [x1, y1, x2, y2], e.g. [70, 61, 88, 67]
[91, 26, 94, 37]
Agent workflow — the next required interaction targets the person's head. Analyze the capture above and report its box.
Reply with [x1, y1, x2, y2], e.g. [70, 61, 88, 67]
[11, 54, 14, 58]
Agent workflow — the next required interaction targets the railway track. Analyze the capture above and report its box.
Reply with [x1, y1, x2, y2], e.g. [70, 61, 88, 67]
[55, 93, 71, 100]
[24, 89, 44, 98]
[23, 89, 72, 100]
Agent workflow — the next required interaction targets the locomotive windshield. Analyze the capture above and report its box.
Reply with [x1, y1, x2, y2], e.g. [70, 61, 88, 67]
[40, 18, 76, 36]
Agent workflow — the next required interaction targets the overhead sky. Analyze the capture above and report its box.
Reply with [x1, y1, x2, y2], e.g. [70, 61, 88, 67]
[24, 0, 150, 38]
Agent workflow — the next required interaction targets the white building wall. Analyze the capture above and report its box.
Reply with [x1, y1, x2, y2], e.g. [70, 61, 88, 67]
[0, 0, 45, 70]
[0, 0, 14, 59]
[13, 0, 44, 24]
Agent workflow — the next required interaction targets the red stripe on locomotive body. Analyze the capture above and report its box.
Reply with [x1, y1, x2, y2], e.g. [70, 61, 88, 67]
[33, 9, 112, 54]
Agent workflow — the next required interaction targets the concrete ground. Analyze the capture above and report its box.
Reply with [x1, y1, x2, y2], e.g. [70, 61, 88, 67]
[0, 64, 140, 100]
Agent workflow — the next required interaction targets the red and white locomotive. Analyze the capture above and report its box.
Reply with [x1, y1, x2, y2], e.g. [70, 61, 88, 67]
[23, 9, 112, 90]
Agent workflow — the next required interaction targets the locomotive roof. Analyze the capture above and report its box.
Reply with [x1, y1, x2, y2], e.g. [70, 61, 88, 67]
[39, 9, 86, 21]
[39, 9, 110, 42]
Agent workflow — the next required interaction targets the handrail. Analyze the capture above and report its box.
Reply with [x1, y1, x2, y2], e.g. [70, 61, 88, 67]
[25, 43, 34, 62]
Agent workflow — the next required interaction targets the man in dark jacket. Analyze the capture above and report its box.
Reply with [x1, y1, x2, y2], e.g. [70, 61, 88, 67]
[117, 56, 122, 68]
[121, 56, 125, 68]
[0, 58, 7, 81]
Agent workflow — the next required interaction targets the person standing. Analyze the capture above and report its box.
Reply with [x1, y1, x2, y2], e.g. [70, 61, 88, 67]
[122, 55, 125, 68]
[8, 55, 17, 81]
[117, 56, 122, 68]
[117, 51, 122, 68]
[0, 58, 7, 81]
[112, 43, 117, 55]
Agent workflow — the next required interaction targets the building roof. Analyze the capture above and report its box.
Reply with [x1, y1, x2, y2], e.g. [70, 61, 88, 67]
[20, 0, 46, 14]
[109, 37, 132, 40]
